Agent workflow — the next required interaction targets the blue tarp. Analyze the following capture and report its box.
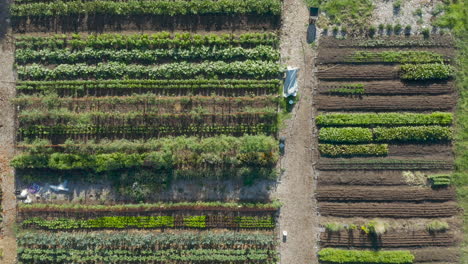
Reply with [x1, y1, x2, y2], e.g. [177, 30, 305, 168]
[283, 67, 299, 97]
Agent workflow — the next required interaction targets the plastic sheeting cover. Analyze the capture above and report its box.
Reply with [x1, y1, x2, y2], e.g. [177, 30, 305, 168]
[283, 66, 299, 97]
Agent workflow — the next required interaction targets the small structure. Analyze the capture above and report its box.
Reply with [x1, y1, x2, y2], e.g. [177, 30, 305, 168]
[282, 230, 288, 242]
[307, 7, 320, 43]
[283, 67, 299, 98]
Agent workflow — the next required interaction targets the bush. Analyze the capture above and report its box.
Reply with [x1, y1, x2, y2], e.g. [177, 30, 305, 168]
[400, 63, 454, 80]
[394, 24, 402, 34]
[373, 126, 453, 142]
[426, 220, 449, 232]
[319, 144, 388, 157]
[316, 112, 453, 127]
[422, 28, 431, 38]
[405, 25, 412, 35]
[319, 127, 373, 143]
[318, 248, 415, 264]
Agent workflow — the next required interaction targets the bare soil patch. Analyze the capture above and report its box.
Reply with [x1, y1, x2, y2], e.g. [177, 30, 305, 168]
[317, 186, 455, 202]
[320, 230, 457, 248]
[412, 247, 460, 263]
[317, 65, 399, 80]
[319, 201, 460, 218]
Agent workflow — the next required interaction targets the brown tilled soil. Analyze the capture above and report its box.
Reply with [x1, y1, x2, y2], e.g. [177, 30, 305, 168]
[412, 247, 460, 262]
[318, 80, 455, 95]
[274, 0, 319, 263]
[316, 186, 456, 202]
[317, 48, 455, 64]
[317, 170, 453, 186]
[317, 160, 453, 171]
[319, 201, 460, 218]
[320, 230, 458, 248]
[0, 36, 18, 263]
[317, 65, 399, 80]
[315, 95, 457, 111]
[12, 15, 280, 33]
[318, 36, 455, 49]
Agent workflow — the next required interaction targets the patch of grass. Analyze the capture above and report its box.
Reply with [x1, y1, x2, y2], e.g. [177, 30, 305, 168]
[435, 0, 468, 262]
[305, 0, 374, 32]
[426, 220, 449, 233]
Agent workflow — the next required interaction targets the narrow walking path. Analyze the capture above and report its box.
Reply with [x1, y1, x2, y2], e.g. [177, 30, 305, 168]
[0, 35, 18, 264]
[276, 0, 320, 263]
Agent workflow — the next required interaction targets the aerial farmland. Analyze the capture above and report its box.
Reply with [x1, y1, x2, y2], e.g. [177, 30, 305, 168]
[0, 0, 466, 264]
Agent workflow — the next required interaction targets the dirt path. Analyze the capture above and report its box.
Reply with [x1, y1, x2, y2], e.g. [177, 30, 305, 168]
[0, 34, 18, 264]
[276, 0, 319, 263]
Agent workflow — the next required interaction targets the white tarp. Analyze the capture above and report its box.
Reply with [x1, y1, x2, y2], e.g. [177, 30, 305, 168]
[283, 66, 299, 97]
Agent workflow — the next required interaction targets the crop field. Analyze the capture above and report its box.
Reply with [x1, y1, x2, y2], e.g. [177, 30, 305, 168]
[5, 0, 284, 262]
[315, 35, 462, 264]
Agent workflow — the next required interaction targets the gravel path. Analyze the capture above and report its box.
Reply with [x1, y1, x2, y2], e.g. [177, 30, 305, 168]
[0, 34, 18, 264]
[276, 0, 320, 263]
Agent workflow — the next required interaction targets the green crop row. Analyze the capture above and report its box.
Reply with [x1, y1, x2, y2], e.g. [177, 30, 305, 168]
[428, 174, 452, 187]
[18, 135, 277, 155]
[400, 63, 454, 80]
[347, 50, 446, 64]
[319, 126, 452, 143]
[319, 144, 388, 157]
[18, 248, 276, 263]
[17, 231, 277, 250]
[316, 112, 453, 127]
[12, 151, 277, 171]
[17, 61, 282, 81]
[16, 79, 281, 97]
[22, 215, 275, 230]
[15, 32, 279, 50]
[11, 0, 282, 17]
[326, 87, 365, 95]
[15, 46, 279, 65]
[19, 201, 281, 213]
[18, 123, 278, 138]
[318, 248, 414, 264]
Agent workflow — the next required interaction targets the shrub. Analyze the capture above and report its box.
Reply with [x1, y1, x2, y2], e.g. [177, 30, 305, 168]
[363, 220, 387, 236]
[405, 25, 412, 35]
[422, 28, 431, 38]
[319, 144, 388, 157]
[386, 24, 393, 33]
[426, 220, 449, 232]
[400, 63, 453, 80]
[394, 23, 402, 34]
[319, 127, 373, 143]
[378, 24, 384, 31]
[318, 248, 415, 264]
[368, 26, 377, 37]
[393, 0, 402, 9]
[325, 222, 344, 232]
[373, 126, 453, 142]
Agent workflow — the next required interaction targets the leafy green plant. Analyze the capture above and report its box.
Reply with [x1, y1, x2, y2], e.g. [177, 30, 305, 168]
[316, 112, 453, 127]
[428, 174, 452, 186]
[318, 248, 415, 264]
[373, 126, 453, 142]
[347, 50, 445, 64]
[319, 144, 388, 157]
[319, 127, 373, 143]
[11, 0, 283, 17]
[400, 63, 453, 80]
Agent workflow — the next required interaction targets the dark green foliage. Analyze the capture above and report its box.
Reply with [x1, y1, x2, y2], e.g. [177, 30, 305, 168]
[400, 63, 453, 80]
[428, 174, 452, 186]
[348, 50, 445, 63]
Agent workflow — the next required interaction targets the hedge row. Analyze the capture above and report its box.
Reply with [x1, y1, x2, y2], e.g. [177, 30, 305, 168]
[316, 112, 453, 127]
[400, 63, 453, 80]
[15, 32, 279, 50]
[17, 61, 282, 80]
[11, 0, 282, 17]
[318, 248, 414, 264]
[319, 144, 388, 157]
[16, 46, 279, 65]
[319, 126, 452, 143]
